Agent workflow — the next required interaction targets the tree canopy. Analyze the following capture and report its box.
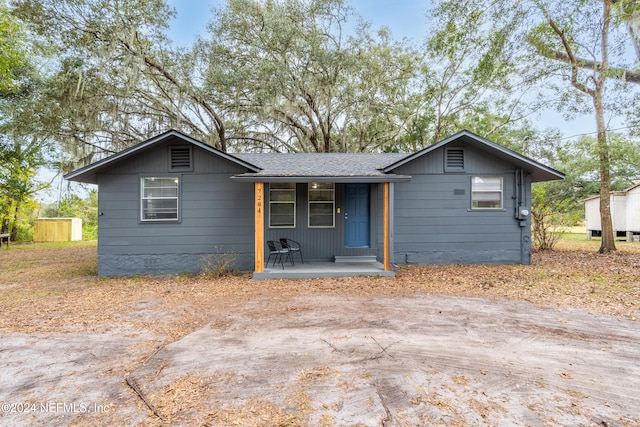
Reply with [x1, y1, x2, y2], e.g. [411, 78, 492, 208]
[7, 0, 566, 158]
[204, 0, 423, 152]
[3, 0, 640, 247]
[0, 1, 28, 94]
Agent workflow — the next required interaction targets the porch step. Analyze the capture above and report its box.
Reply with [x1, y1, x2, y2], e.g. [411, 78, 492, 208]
[334, 255, 377, 264]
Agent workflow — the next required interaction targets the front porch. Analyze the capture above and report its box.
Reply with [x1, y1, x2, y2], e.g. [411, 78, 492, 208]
[251, 180, 398, 279]
[252, 260, 395, 280]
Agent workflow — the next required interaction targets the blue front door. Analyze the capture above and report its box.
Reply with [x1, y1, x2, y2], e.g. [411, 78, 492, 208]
[345, 184, 370, 248]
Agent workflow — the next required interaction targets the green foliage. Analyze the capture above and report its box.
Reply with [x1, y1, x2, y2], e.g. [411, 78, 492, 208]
[60, 191, 98, 240]
[207, 0, 422, 152]
[0, 2, 27, 94]
[404, 0, 547, 148]
[443, 0, 637, 253]
[9, 0, 211, 158]
[531, 184, 577, 251]
[197, 247, 239, 278]
[8, 0, 424, 156]
[553, 133, 640, 202]
[15, 203, 36, 241]
[525, 131, 640, 239]
[0, 136, 48, 240]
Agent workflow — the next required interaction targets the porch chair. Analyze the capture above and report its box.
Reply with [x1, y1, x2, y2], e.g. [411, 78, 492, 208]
[266, 240, 292, 269]
[280, 238, 303, 264]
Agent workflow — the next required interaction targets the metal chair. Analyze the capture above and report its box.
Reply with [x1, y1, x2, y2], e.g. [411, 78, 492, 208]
[280, 238, 303, 264]
[266, 240, 292, 269]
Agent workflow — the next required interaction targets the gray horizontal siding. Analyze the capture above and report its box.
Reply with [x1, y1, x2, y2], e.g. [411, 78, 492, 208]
[395, 215, 512, 226]
[96, 143, 254, 276]
[397, 240, 521, 251]
[99, 241, 254, 254]
[393, 143, 514, 176]
[105, 138, 247, 175]
[100, 226, 254, 239]
[395, 227, 522, 242]
[391, 148, 531, 265]
[100, 217, 251, 229]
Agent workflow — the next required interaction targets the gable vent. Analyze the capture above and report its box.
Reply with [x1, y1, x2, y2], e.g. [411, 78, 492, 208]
[170, 147, 191, 169]
[445, 148, 464, 171]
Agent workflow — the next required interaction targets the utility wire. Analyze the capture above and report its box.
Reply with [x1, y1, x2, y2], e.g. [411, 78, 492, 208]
[551, 124, 640, 142]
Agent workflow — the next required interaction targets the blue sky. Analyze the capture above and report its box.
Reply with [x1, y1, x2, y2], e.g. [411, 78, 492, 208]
[165, 0, 430, 45]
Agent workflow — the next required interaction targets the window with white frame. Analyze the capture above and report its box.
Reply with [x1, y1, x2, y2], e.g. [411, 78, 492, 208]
[471, 176, 503, 209]
[308, 182, 335, 227]
[269, 183, 296, 227]
[141, 176, 179, 221]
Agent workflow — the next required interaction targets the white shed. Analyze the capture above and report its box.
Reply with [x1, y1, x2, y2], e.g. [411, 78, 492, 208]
[583, 183, 640, 241]
[626, 184, 640, 233]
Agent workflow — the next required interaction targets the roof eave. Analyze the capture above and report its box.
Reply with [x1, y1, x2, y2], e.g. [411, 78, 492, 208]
[381, 129, 565, 183]
[526, 165, 565, 183]
[64, 129, 261, 184]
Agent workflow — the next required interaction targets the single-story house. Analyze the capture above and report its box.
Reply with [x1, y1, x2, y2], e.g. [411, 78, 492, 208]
[583, 183, 640, 241]
[64, 129, 564, 278]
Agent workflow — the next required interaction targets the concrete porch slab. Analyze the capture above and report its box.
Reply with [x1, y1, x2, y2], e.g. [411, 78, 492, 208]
[253, 261, 395, 280]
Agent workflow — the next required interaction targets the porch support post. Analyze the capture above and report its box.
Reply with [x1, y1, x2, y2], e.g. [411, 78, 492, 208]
[383, 182, 392, 271]
[255, 182, 264, 273]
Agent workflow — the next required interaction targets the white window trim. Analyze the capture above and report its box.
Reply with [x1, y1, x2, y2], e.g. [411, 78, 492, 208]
[269, 183, 296, 228]
[140, 176, 180, 222]
[471, 176, 503, 210]
[308, 182, 335, 228]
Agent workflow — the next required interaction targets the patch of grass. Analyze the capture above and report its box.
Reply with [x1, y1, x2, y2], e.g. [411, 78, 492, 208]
[558, 232, 640, 248]
[1, 236, 638, 336]
[559, 232, 591, 242]
[4, 240, 97, 251]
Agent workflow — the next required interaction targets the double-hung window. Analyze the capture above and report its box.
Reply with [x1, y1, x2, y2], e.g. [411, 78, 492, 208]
[269, 183, 296, 227]
[471, 176, 503, 209]
[141, 177, 180, 221]
[308, 182, 335, 227]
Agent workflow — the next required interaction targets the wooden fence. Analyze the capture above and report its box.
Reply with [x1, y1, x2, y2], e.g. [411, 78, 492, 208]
[34, 218, 82, 242]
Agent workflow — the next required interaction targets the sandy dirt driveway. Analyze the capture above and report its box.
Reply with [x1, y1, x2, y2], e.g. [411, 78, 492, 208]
[1, 293, 639, 426]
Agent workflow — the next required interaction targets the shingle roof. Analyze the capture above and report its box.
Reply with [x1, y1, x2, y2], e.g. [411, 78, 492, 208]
[234, 153, 408, 177]
[64, 128, 564, 185]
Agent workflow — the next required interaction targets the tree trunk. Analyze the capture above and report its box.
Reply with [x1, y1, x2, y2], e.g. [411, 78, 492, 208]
[594, 93, 617, 253]
[543, 0, 617, 253]
[2, 199, 12, 235]
[10, 203, 19, 242]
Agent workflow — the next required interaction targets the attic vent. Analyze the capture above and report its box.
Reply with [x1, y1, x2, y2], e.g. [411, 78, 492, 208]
[445, 148, 464, 171]
[170, 147, 192, 170]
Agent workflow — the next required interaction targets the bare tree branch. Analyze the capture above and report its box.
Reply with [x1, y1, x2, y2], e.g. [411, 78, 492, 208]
[544, 50, 640, 84]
